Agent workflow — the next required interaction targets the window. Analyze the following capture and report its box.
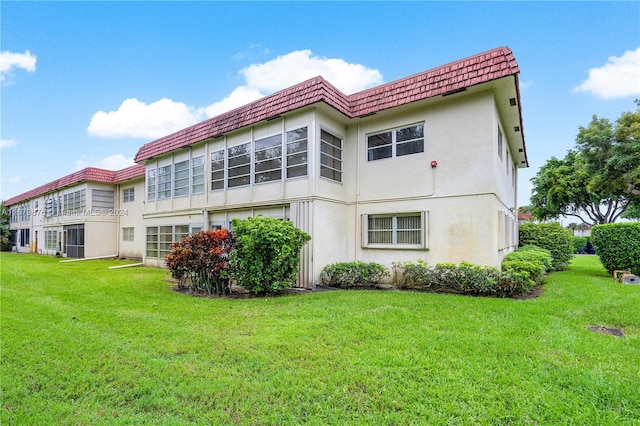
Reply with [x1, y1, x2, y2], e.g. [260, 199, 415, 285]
[173, 160, 190, 197]
[367, 123, 424, 161]
[362, 213, 427, 248]
[158, 165, 172, 199]
[286, 128, 308, 178]
[146, 225, 189, 258]
[19, 228, 30, 247]
[211, 150, 225, 191]
[17, 203, 31, 222]
[192, 156, 205, 194]
[122, 227, 134, 242]
[92, 189, 114, 210]
[123, 188, 134, 203]
[228, 142, 251, 188]
[320, 129, 342, 182]
[506, 148, 510, 174]
[63, 190, 85, 214]
[44, 196, 62, 217]
[45, 229, 58, 250]
[147, 170, 157, 201]
[498, 127, 503, 160]
[254, 134, 282, 183]
[146, 227, 159, 258]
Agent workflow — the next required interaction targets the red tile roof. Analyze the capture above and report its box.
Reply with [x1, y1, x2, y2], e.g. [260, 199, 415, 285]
[5, 165, 145, 206]
[135, 46, 521, 162]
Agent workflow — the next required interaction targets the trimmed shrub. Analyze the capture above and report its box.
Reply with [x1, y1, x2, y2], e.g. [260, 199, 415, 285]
[321, 261, 388, 288]
[392, 260, 532, 297]
[165, 229, 236, 295]
[590, 222, 640, 275]
[230, 216, 311, 295]
[518, 222, 574, 271]
[573, 236, 588, 253]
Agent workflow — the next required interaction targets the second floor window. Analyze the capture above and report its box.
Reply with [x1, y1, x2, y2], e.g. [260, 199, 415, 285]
[367, 123, 424, 161]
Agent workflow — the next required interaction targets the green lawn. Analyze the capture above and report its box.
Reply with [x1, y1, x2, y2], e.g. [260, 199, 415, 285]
[1, 253, 639, 425]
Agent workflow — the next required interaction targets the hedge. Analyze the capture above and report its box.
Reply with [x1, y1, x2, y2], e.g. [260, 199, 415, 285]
[590, 222, 640, 276]
[518, 222, 574, 271]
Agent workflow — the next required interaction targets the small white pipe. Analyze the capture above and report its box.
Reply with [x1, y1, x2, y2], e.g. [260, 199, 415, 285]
[108, 263, 143, 270]
[59, 255, 118, 263]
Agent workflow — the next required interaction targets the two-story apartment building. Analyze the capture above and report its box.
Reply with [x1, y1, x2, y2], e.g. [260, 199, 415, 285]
[6, 46, 528, 289]
[6, 165, 145, 259]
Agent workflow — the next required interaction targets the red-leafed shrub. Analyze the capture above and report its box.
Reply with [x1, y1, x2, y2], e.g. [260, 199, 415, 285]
[165, 229, 236, 295]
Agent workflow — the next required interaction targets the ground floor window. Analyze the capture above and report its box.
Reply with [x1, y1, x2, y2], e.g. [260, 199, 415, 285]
[45, 229, 58, 250]
[146, 225, 189, 258]
[19, 228, 30, 247]
[122, 227, 134, 242]
[362, 212, 427, 249]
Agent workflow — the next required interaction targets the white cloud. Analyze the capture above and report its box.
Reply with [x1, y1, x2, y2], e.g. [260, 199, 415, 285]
[87, 98, 206, 139]
[0, 176, 21, 184]
[0, 139, 18, 149]
[0, 50, 37, 81]
[75, 154, 135, 171]
[204, 86, 265, 118]
[88, 50, 384, 139]
[240, 50, 383, 94]
[573, 47, 640, 99]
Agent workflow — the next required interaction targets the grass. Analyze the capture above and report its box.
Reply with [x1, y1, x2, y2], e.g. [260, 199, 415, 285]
[1, 253, 639, 425]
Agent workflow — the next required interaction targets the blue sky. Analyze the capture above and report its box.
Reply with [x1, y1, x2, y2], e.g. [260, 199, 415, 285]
[1, 1, 639, 208]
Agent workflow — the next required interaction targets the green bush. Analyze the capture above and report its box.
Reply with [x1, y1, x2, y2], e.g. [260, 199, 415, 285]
[392, 260, 532, 297]
[501, 245, 552, 286]
[518, 222, 574, 271]
[590, 222, 640, 275]
[321, 261, 388, 288]
[230, 216, 311, 295]
[573, 236, 588, 253]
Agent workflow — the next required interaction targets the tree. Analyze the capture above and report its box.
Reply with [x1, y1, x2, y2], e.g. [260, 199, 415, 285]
[0, 201, 12, 251]
[530, 107, 640, 225]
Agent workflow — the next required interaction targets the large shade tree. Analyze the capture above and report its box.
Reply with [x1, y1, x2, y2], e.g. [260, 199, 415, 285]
[530, 105, 640, 225]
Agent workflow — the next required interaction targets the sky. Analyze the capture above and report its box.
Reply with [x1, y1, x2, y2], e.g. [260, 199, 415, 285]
[1, 1, 639, 209]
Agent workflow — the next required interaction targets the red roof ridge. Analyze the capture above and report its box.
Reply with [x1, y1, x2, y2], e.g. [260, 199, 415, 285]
[5, 165, 144, 206]
[134, 46, 521, 163]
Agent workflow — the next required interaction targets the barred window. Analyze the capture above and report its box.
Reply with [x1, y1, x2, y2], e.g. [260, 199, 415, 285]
[362, 213, 427, 248]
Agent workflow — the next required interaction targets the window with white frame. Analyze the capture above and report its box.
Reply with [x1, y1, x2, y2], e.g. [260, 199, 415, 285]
[123, 187, 134, 203]
[228, 142, 251, 188]
[146, 225, 189, 258]
[44, 196, 62, 217]
[17, 203, 31, 222]
[147, 170, 157, 201]
[286, 127, 308, 178]
[173, 160, 190, 197]
[122, 227, 134, 242]
[192, 156, 205, 194]
[367, 123, 424, 161]
[158, 165, 172, 199]
[210, 150, 225, 191]
[362, 212, 427, 248]
[498, 127, 503, 160]
[63, 190, 86, 214]
[45, 229, 58, 250]
[320, 129, 342, 182]
[254, 134, 282, 183]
